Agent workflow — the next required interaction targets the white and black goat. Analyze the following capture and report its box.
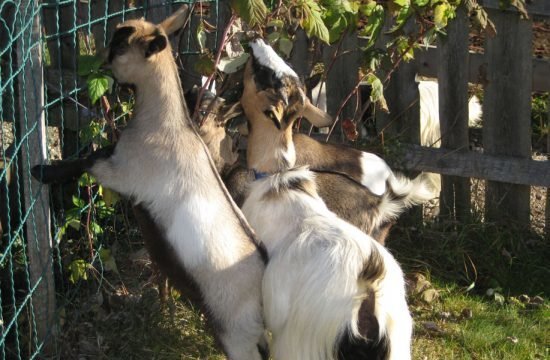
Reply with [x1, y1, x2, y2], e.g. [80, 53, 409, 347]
[240, 39, 432, 244]
[35, 8, 268, 359]
[242, 167, 412, 359]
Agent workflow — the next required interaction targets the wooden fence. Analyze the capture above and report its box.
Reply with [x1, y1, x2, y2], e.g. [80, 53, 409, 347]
[302, 2, 550, 232]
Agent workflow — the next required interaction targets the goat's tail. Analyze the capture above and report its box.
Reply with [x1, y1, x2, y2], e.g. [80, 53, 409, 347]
[374, 172, 435, 226]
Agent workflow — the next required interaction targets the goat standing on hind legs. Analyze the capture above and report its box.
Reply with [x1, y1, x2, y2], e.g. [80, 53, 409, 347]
[35, 7, 269, 359]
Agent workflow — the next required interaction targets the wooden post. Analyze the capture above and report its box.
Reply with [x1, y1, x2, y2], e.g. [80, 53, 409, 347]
[375, 16, 421, 225]
[323, 32, 359, 139]
[17, 2, 56, 354]
[437, 6, 471, 222]
[289, 29, 310, 80]
[375, 15, 420, 145]
[483, 9, 532, 227]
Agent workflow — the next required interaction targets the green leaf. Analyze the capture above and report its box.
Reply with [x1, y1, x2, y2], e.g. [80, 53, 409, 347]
[302, 0, 330, 44]
[78, 55, 103, 77]
[359, 4, 384, 49]
[231, 0, 268, 27]
[217, 53, 250, 74]
[194, 54, 216, 76]
[101, 188, 120, 209]
[392, 0, 410, 7]
[278, 37, 294, 58]
[413, 0, 430, 7]
[434, 2, 454, 30]
[99, 248, 119, 274]
[68, 259, 88, 283]
[78, 172, 97, 187]
[366, 73, 388, 112]
[387, 5, 413, 33]
[196, 22, 207, 54]
[72, 195, 85, 208]
[87, 73, 110, 104]
[267, 19, 285, 29]
[90, 221, 103, 236]
[395, 36, 415, 62]
[267, 31, 281, 44]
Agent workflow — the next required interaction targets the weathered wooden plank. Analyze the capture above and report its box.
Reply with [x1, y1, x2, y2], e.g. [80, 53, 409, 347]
[323, 32, 359, 139]
[17, 2, 56, 353]
[416, 47, 550, 92]
[483, 9, 532, 225]
[393, 145, 549, 187]
[376, 16, 420, 145]
[289, 28, 310, 80]
[480, 0, 550, 18]
[437, 6, 471, 221]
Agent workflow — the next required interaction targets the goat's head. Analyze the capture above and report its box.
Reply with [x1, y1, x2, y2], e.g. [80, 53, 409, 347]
[106, 5, 189, 84]
[242, 39, 335, 131]
[185, 86, 242, 173]
[241, 39, 333, 172]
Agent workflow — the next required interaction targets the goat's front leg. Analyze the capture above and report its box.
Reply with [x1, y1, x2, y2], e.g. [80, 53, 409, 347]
[88, 153, 126, 194]
[31, 146, 114, 184]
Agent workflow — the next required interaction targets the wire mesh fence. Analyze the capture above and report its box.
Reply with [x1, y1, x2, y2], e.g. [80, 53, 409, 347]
[0, 1, 220, 358]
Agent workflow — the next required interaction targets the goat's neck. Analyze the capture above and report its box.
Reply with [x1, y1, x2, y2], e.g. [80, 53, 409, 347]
[247, 123, 296, 174]
[133, 58, 189, 132]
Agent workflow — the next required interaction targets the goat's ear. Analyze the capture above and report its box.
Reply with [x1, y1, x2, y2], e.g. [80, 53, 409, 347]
[159, 4, 190, 35]
[302, 98, 333, 128]
[145, 35, 167, 58]
[222, 102, 244, 124]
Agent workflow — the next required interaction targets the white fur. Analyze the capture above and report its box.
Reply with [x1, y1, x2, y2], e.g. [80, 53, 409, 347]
[311, 81, 327, 112]
[242, 168, 412, 360]
[418, 79, 483, 195]
[92, 19, 266, 360]
[359, 152, 392, 196]
[249, 39, 298, 80]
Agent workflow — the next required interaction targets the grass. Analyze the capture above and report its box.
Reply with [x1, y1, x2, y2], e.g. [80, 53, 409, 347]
[52, 213, 548, 359]
[390, 217, 549, 360]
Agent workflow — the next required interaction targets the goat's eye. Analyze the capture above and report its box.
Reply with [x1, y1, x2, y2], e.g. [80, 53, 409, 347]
[264, 110, 277, 121]
[199, 110, 207, 116]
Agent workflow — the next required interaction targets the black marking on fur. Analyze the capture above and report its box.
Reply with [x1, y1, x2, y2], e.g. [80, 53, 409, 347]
[283, 109, 296, 125]
[360, 246, 386, 283]
[108, 26, 135, 62]
[309, 168, 373, 193]
[145, 34, 167, 58]
[251, 54, 284, 93]
[257, 341, 270, 360]
[31, 146, 115, 185]
[264, 110, 281, 129]
[338, 286, 389, 359]
[337, 327, 389, 360]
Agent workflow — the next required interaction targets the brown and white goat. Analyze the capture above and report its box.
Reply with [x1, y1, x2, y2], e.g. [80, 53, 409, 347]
[240, 39, 432, 245]
[35, 9, 268, 359]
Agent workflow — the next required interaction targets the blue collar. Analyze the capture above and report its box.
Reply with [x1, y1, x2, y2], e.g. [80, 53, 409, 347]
[253, 169, 269, 180]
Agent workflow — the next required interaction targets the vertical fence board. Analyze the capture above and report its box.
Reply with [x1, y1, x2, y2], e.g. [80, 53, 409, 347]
[17, 3, 56, 353]
[289, 29, 309, 81]
[323, 32, 359, 138]
[437, 6, 471, 221]
[376, 17, 420, 145]
[483, 10, 532, 226]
